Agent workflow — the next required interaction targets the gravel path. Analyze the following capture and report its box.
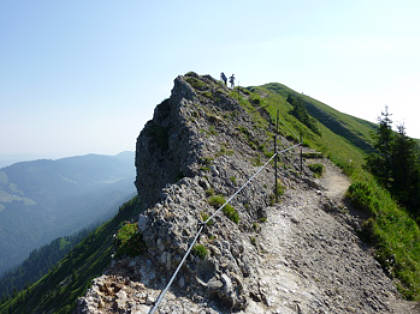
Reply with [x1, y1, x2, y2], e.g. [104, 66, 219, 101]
[243, 161, 418, 313]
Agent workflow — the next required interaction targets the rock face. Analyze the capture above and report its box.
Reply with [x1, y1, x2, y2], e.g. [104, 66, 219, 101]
[77, 73, 416, 313]
[131, 72, 301, 310]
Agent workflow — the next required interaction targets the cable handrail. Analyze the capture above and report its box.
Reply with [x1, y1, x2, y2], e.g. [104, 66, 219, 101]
[148, 142, 301, 314]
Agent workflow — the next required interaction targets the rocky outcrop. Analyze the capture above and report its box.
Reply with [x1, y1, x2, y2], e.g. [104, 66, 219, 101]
[132, 72, 307, 310]
[77, 73, 416, 313]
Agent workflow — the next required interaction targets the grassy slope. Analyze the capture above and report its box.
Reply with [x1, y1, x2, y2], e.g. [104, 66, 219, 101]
[0, 197, 143, 313]
[246, 83, 419, 300]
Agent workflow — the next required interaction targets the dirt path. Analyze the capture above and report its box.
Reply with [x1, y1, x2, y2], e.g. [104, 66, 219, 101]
[242, 161, 418, 313]
[316, 159, 350, 201]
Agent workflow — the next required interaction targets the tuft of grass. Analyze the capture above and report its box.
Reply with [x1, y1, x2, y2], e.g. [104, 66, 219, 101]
[252, 222, 260, 231]
[200, 156, 214, 167]
[230, 176, 237, 185]
[209, 125, 217, 135]
[202, 91, 213, 99]
[115, 223, 146, 257]
[208, 195, 239, 224]
[275, 178, 285, 196]
[205, 188, 214, 197]
[192, 244, 208, 260]
[308, 163, 324, 177]
[215, 144, 234, 157]
[200, 212, 214, 226]
[252, 155, 263, 166]
[208, 195, 225, 207]
[250, 236, 257, 246]
[185, 76, 207, 91]
[259, 217, 267, 223]
[223, 204, 239, 224]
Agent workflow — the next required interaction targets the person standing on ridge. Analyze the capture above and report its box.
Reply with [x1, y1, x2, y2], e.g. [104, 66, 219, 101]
[229, 74, 235, 88]
[220, 72, 227, 85]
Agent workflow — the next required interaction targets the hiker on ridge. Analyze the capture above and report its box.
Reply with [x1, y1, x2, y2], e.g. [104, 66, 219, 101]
[220, 72, 227, 85]
[229, 74, 235, 88]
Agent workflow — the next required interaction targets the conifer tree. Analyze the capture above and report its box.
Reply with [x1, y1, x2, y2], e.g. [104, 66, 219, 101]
[366, 106, 393, 187]
[367, 107, 420, 221]
[391, 124, 420, 219]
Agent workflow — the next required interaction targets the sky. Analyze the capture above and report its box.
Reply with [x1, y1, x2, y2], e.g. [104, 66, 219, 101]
[1, 1, 419, 163]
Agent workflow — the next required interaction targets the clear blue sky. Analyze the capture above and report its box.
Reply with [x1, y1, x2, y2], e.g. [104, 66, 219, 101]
[1, 1, 419, 160]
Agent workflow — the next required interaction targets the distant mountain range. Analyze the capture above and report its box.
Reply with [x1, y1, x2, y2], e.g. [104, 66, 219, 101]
[0, 151, 136, 276]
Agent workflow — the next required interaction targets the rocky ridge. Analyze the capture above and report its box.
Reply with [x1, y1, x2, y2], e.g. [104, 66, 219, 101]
[77, 73, 417, 313]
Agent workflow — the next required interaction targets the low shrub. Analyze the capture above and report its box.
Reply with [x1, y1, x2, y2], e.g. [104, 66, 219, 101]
[346, 182, 375, 216]
[115, 223, 146, 257]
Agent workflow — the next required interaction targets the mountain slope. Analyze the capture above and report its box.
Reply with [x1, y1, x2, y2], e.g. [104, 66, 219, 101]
[0, 152, 136, 276]
[247, 82, 420, 299]
[1, 73, 418, 313]
[260, 82, 377, 152]
[0, 228, 90, 299]
[78, 73, 416, 312]
[0, 197, 143, 313]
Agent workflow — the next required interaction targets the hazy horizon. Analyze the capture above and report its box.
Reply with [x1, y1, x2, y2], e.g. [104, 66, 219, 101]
[0, 150, 134, 169]
[1, 1, 419, 158]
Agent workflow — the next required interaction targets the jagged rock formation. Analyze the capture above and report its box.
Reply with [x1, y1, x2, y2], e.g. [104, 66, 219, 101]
[77, 73, 417, 313]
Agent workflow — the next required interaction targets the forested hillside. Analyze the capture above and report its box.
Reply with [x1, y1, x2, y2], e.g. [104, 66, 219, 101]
[0, 228, 90, 299]
[0, 197, 142, 313]
[0, 151, 136, 276]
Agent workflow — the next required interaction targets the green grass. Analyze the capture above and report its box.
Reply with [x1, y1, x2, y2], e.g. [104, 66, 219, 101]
[302, 152, 324, 159]
[116, 223, 137, 244]
[115, 223, 146, 257]
[192, 244, 208, 259]
[308, 163, 324, 177]
[184, 76, 207, 91]
[208, 195, 239, 224]
[347, 171, 420, 300]
[250, 236, 257, 246]
[205, 188, 214, 197]
[200, 212, 214, 226]
[275, 178, 285, 196]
